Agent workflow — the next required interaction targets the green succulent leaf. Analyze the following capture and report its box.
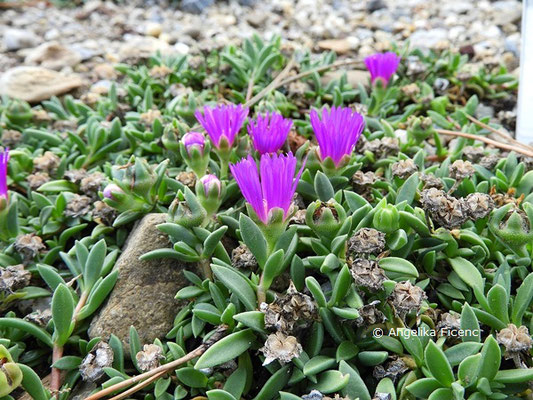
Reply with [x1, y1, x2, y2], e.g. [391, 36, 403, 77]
[195, 329, 255, 369]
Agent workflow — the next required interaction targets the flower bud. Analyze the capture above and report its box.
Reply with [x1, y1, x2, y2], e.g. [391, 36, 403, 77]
[373, 203, 400, 233]
[0, 345, 23, 397]
[305, 200, 347, 240]
[196, 174, 225, 217]
[102, 183, 123, 200]
[182, 132, 205, 155]
[179, 132, 210, 178]
[199, 174, 221, 196]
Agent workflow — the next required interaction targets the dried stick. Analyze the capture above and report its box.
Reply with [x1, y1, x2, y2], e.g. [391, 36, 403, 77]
[245, 59, 296, 108]
[245, 75, 255, 103]
[245, 58, 365, 108]
[84, 326, 227, 400]
[464, 114, 533, 152]
[435, 129, 533, 158]
[276, 58, 365, 87]
[107, 370, 168, 400]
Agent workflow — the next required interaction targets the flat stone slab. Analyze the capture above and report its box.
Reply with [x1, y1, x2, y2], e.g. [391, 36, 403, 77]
[88, 213, 198, 356]
[0, 66, 86, 103]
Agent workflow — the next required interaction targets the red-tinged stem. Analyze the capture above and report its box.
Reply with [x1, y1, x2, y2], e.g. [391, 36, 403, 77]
[50, 345, 63, 398]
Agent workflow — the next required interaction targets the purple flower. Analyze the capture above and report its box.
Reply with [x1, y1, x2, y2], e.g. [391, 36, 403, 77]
[310, 106, 365, 167]
[230, 153, 305, 224]
[200, 174, 221, 196]
[195, 104, 249, 148]
[0, 148, 9, 202]
[103, 183, 123, 200]
[247, 112, 293, 154]
[182, 132, 205, 154]
[364, 52, 401, 87]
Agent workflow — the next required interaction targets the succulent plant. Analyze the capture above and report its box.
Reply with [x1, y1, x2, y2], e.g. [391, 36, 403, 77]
[0, 34, 530, 400]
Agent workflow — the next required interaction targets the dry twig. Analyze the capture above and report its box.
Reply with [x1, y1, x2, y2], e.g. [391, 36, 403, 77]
[85, 326, 228, 400]
[464, 114, 533, 153]
[435, 129, 533, 158]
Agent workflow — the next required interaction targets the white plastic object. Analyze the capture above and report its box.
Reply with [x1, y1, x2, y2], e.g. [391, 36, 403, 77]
[517, 0, 533, 143]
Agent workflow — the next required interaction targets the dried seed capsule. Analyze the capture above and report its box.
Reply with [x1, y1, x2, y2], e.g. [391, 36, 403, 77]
[260, 332, 302, 365]
[261, 282, 318, 334]
[497, 324, 533, 355]
[390, 281, 426, 317]
[462, 146, 484, 163]
[479, 154, 500, 170]
[80, 342, 114, 382]
[420, 173, 444, 190]
[14, 233, 46, 262]
[24, 308, 52, 327]
[464, 193, 495, 220]
[391, 159, 418, 179]
[65, 194, 92, 218]
[0, 264, 31, 294]
[231, 244, 258, 271]
[373, 358, 409, 382]
[449, 160, 475, 181]
[92, 201, 117, 226]
[176, 171, 197, 189]
[1, 130, 22, 147]
[436, 312, 462, 338]
[364, 137, 399, 158]
[139, 109, 162, 127]
[350, 258, 387, 292]
[420, 188, 468, 230]
[80, 172, 106, 197]
[64, 169, 88, 185]
[355, 301, 386, 327]
[347, 228, 386, 257]
[33, 151, 60, 174]
[136, 344, 165, 372]
[27, 172, 51, 191]
[351, 170, 378, 201]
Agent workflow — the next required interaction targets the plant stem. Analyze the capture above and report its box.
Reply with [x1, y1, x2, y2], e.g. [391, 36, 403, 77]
[435, 129, 533, 158]
[73, 290, 89, 321]
[199, 258, 213, 280]
[220, 158, 228, 180]
[257, 274, 266, 305]
[85, 326, 228, 400]
[50, 289, 90, 396]
[50, 345, 63, 398]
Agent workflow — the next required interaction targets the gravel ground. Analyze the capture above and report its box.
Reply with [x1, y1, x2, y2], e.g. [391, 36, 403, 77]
[0, 0, 522, 92]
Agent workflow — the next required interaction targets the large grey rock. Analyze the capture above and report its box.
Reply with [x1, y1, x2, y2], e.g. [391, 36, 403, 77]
[0, 67, 85, 103]
[88, 213, 198, 356]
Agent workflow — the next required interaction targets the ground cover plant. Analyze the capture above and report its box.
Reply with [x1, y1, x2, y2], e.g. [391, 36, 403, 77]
[0, 35, 532, 400]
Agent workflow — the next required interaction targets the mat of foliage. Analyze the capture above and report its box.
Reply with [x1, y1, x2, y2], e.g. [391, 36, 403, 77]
[0, 36, 532, 400]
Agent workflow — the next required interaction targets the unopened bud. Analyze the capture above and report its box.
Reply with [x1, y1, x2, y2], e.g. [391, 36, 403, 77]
[102, 183, 123, 200]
